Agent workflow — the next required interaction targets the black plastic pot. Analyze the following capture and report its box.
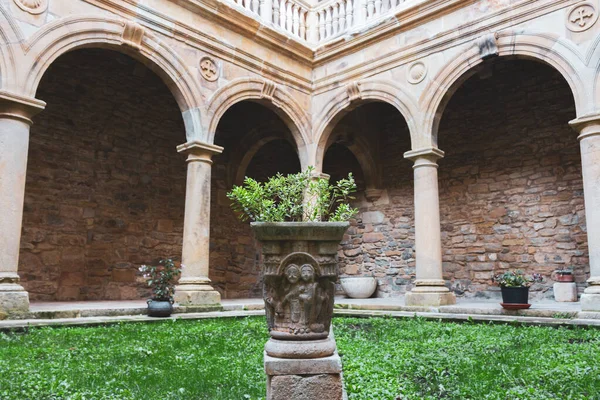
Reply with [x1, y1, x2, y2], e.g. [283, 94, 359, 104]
[147, 299, 173, 317]
[500, 286, 529, 304]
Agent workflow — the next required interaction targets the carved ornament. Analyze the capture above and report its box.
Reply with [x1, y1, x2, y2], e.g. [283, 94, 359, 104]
[200, 57, 219, 82]
[346, 81, 361, 102]
[261, 80, 277, 100]
[121, 22, 145, 50]
[567, 2, 598, 32]
[14, 0, 48, 14]
[407, 61, 427, 84]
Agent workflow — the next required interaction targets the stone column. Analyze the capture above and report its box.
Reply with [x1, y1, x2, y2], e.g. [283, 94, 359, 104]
[174, 140, 223, 309]
[0, 92, 45, 314]
[570, 115, 600, 312]
[404, 148, 456, 306]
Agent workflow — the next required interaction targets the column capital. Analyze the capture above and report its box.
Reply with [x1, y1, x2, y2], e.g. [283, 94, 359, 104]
[569, 113, 600, 140]
[0, 91, 46, 125]
[404, 147, 444, 168]
[177, 140, 224, 164]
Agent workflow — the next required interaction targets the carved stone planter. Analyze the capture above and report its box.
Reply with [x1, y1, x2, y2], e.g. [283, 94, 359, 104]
[251, 222, 348, 400]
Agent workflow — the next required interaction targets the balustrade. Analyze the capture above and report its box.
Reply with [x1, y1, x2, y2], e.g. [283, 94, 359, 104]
[228, 0, 406, 43]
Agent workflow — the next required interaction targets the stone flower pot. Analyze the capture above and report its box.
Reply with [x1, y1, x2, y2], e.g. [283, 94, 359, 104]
[340, 276, 377, 298]
[251, 222, 349, 345]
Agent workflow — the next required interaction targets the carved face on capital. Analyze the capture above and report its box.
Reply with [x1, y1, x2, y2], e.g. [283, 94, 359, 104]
[301, 264, 315, 282]
[285, 264, 300, 284]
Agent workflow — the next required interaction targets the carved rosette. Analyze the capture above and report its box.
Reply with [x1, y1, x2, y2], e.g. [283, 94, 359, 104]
[14, 0, 48, 14]
[566, 2, 598, 32]
[252, 222, 349, 341]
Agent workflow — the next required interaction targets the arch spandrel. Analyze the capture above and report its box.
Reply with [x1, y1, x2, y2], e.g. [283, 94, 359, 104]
[420, 31, 588, 148]
[205, 77, 312, 169]
[18, 15, 204, 141]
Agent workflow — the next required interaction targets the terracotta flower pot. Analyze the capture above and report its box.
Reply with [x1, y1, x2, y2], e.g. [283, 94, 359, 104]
[553, 272, 574, 282]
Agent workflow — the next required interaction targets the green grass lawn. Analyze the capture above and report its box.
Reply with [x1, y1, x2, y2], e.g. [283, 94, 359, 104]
[0, 316, 599, 399]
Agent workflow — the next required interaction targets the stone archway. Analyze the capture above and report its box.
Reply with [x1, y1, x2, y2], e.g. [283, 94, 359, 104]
[19, 48, 187, 301]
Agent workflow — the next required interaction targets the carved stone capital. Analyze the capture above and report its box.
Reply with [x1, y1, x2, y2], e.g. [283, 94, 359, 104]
[177, 140, 224, 164]
[0, 92, 46, 125]
[365, 188, 383, 202]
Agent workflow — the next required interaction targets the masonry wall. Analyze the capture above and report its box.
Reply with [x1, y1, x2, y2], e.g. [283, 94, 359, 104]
[19, 49, 187, 301]
[336, 60, 586, 300]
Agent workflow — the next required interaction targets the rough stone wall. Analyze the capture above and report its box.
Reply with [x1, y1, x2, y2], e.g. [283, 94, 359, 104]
[336, 61, 586, 300]
[332, 106, 415, 297]
[19, 49, 187, 301]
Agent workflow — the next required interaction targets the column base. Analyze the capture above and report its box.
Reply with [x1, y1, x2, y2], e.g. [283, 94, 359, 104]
[580, 285, 600, 311]
[406, 286, 456, 307]
[0, 282, 30, 315]
[173, 283, 221, 307]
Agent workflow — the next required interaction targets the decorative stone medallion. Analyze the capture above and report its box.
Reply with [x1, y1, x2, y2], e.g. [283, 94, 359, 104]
[567, 2, 598, 32]
[14, 0, 48, 14]
[408, 61, 427, 84]
[199, 57, 219, 82]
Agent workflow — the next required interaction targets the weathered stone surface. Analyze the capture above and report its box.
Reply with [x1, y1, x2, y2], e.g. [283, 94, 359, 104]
[268, 374, 343, 400]
[554, 283, 578, 302]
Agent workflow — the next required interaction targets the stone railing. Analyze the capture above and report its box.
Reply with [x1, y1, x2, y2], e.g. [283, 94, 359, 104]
[228, 0, 409, 44]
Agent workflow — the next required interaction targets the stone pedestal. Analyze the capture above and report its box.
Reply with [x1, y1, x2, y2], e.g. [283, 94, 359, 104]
[404, 148, 456, 307]
[570, 116, 600, 311]
[265, 350, 344, 400]
[174, 141, 223, 308]
[0, 92, 45, 315]
[252, 222, 349, 400]
[553, 282, 578, 302]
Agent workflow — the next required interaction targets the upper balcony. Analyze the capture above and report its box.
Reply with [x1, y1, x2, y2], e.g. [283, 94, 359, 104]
[224, 0, 423, 46]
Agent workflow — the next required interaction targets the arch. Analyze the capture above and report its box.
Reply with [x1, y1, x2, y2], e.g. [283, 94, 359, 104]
[20, 15, 204, 141]
[206, 77, 312, 169]
[228, 121, 299, 186]
[0, 4, 25, 92]
[421, 31, 588, 147]
[586, 34, 600, 113]
[313, 79, 419, 173]
[323, 132, 380, 190]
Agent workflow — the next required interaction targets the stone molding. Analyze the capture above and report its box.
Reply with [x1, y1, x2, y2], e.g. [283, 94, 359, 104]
[19, 15, 204, 123]
[418, 30, 588, 150]
[177, 140, 224, 164]
[569, 114, 600, 140]
[403, 147, 444, 162]
[0, 91, 45, 124]
[205, 78, 311, 166]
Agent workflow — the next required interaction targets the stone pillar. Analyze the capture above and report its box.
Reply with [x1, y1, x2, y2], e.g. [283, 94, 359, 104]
[404, 148, 456, 306]
[0, 92, 45, 314]
[570, 115, 600, 312]
[174, 140, 223, 309]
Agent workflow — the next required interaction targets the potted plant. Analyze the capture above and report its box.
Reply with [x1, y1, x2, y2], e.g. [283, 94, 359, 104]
[493, 270, 543, 309]
[552, 267, 574, 282]
[139, 258, 182, 317]
[227, 167, 357, 352]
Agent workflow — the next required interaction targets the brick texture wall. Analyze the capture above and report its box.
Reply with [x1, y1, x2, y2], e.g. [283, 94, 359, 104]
[336, 60, 586, 300]
[20, 49, 187, 301]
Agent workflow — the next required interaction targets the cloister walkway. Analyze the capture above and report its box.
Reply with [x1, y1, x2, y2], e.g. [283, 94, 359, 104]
[2, 297, 598, 331]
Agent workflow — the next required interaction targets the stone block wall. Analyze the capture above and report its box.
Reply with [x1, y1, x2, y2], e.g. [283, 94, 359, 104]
[19, 49, 187, 301]
[336, 60, 587, 300]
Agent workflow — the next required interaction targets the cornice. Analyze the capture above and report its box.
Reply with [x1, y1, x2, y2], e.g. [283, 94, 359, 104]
[312, 0, 577, 93]
[83, 0, 314, 92]
[80, 0, 577, 96]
